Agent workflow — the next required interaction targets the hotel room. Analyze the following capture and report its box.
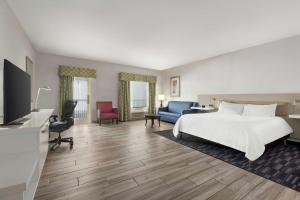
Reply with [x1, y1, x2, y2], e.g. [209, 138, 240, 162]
[1, 0, 300, 199]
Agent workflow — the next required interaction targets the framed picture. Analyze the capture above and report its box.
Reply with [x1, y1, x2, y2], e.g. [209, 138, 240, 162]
[26, 56, 34, 104]
[170, 76, 180, 97]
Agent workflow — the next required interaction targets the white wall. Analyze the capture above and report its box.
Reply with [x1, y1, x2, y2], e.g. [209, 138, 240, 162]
[0, 0, 36, 123]
[35, 53, 162, 121]
[162, 35, 300, 102]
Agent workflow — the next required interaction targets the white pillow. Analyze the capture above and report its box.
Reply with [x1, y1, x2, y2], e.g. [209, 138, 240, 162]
[218, 101, 244, 115]
[242, 104, 277, 117]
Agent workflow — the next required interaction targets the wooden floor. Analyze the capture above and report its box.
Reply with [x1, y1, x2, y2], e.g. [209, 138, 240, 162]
[35, 120, 300, 200]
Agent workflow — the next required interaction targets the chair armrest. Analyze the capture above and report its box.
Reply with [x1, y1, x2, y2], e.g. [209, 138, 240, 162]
[112, 108, 118, 114]
[182, 109, 198, 115]
[49, 115, 58, 123]
[158, 107, 168, 112]
[64, 117, 74, 127]
[192, 102, 199, 107]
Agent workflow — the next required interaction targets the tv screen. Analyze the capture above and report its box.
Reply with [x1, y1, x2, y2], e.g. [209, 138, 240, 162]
[3, 59, 31, 125]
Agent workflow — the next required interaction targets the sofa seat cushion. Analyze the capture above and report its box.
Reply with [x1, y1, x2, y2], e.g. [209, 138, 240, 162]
[101, 112, 118, 119]
[158, 111, 181, 118]
[168, 101, 193, 114]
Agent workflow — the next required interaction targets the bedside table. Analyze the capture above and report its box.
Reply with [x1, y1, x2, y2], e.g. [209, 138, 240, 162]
[289, 114, 300, 119]
[284, 114, 300, 145]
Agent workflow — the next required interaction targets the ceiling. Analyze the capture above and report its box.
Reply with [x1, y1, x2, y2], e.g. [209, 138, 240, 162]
[6, 0, 300, 70]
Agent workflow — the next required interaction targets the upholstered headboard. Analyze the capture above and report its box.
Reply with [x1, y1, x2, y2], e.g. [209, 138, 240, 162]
[197, 93, 300, 138]
[197, 93, 300, 116]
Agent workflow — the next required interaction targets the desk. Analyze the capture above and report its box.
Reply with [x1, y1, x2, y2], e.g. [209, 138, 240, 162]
[0, 109, 54, 200]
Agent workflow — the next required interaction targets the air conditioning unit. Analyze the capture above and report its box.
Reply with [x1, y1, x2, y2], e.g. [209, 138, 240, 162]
[130, 107, 148, 120]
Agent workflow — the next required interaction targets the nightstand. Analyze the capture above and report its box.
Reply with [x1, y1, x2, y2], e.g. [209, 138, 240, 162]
[289, 114, 300, 119]
[284, 114, 300, 145]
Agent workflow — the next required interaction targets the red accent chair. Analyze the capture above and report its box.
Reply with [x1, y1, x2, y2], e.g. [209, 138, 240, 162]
[96, 101, 119, 125]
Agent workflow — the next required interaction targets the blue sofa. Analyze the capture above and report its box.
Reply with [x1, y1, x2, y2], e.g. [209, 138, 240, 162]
[158, 101, 198, 123]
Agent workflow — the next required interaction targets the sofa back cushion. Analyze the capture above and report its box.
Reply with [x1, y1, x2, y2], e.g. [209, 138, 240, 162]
[168, 101, 195, 114]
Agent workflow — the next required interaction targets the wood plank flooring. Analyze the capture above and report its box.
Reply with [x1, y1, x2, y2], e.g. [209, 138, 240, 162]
[35, 120, 300, 200]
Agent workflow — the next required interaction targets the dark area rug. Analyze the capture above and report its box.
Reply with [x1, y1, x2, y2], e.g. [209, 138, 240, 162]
[155, 129, 300, 192]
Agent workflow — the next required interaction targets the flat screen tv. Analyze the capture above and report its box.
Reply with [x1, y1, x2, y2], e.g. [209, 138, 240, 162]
[3, 59, 31, 125]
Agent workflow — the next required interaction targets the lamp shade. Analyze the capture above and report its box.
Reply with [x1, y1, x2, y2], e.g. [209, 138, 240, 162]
[33, 86, 52, 111]
[158, 94, 165, 101]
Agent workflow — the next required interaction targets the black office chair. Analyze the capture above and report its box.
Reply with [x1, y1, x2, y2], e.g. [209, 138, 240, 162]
[49, 100, 77, 150]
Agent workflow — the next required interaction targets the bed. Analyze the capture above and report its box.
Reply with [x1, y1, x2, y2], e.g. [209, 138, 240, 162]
[173, 108, 293, 161]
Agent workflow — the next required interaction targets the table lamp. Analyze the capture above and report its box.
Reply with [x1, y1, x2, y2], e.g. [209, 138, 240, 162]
[32, 86, 52, 112]
[158, 94, 165, 107]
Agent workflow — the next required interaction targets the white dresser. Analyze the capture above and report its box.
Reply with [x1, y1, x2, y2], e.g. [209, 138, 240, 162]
[0, 109, 54, 200]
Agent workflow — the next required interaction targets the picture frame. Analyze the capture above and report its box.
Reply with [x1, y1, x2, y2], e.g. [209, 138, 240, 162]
[170, 76, 180, 97]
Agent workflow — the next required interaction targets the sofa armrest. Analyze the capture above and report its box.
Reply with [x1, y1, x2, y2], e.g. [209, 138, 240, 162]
[182, 109, 198, 115]
[158, 107, 168, 112]
[192, 102, 199, 107]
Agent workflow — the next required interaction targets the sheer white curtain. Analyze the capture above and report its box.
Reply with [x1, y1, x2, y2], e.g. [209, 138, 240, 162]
[130, 81, 149, 110]
[73, 78, 88, 118]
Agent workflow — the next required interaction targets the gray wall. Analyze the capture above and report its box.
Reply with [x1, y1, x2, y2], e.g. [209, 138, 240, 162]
[0, 0, 36, 123]
[36, 53, 162, 121]
[162, 35, 300, 102]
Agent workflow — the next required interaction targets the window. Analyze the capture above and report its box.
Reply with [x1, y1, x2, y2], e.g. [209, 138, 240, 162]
[130, 81, 149, 111]
[73, 78, 89, 119]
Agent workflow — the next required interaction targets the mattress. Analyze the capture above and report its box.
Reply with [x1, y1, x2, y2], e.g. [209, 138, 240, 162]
[173, 112, 293, 161]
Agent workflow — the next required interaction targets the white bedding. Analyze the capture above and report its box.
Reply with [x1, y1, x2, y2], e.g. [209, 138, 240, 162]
[173, 113, 293, 161]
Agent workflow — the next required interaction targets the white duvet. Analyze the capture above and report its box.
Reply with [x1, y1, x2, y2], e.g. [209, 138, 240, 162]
[173, 113, 292, 161]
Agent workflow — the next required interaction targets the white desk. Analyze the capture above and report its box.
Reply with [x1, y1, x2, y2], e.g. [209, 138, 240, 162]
[0, 109, 54, 200]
